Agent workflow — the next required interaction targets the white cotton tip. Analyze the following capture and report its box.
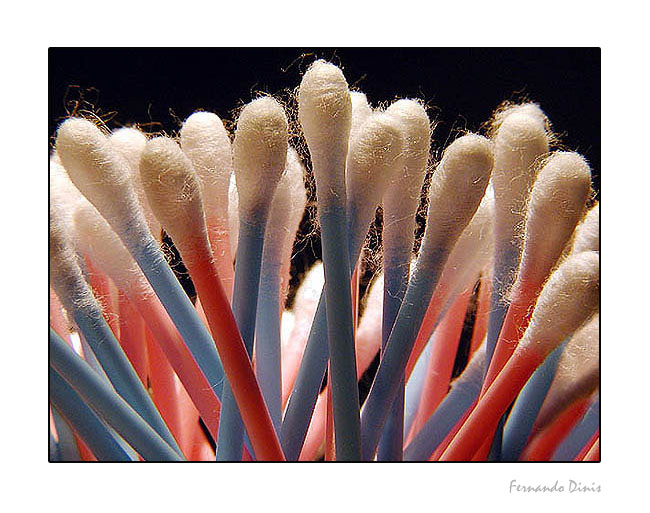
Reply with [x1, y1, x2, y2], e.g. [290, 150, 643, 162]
[264, 147, 307, 264]
[518, 152, 592, 286]
[571, 203, 599, 254]
[518, 251, 599, 359]
[383, 99, 431, 249]
[180, 111, 233, 223]
[73, 202, 148, 297]
[491, 104, 550, 243]
[298, 60, 352, 202]
[55, 118, 145, 236]
[110, 127, 147, 171]
[346, 111, 405, 229]
[109, 127, 161, 237]
[228, 174, 239, 257]
[50, 155, 87, 228]
[439, 193, 495, 296]
[421, 134, 494, 254]
[349, 91, 373, 141]
[139, 137, 208, 250]
[536, 314, 599, 428]
[233, 97, 288, 219]
[49, 202, 94, 312]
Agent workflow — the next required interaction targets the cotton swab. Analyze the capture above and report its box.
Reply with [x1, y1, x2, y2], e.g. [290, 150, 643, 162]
[138, 133, 285, 461]
[298, 60, 362, 460]
[73, 200, 223, 441]
[482, 152, 590, 460]
[377, 98, 430, 461]
[180, 111, 235, 297]
[485, 104, 549, 369]
[281, 109, 405, 460]
[360, 133, 493, 460]
[211, 96, 288, 460]
[482, 152, 592, 392]
[440, 251, 599, 460]
[49, 367, 135, 461]
[405, 192, 494, 379]
[49, 329, 183, 461]
[55, 119, 228, 422]
[403, 341, 486, 461]
[299, 272, 385, 461]
[279, 95, 368, 410]
[109, 127, 161, 238]
[532, 313, 599, 431]
[49, 200, 182, 457]
[255, 147, 307, 430]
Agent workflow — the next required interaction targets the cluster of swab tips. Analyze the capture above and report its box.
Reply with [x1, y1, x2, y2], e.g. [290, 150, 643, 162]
[49, 59, 599, 462]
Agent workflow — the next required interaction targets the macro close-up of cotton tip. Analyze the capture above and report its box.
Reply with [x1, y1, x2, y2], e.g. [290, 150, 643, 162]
[360, 133, 494, 460]
[49, 52, 599, 464]
[440, 251, 599, 461]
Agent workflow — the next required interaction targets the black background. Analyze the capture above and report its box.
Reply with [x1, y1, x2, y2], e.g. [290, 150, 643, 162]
[49, 48, 600, 184]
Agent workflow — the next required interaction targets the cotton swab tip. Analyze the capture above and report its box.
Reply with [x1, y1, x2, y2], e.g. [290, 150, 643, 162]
[518, 152, 592, 284]
[139, 136, 206, 247]
[180, 111, 233, 215]
[55, 118, 140, 229]
[424, 134, 493, 245]
[233, 97, 288, 218]
[298, 60, 352, 199]
[518, 251, 599, 360]
[346, 111, 405, 215]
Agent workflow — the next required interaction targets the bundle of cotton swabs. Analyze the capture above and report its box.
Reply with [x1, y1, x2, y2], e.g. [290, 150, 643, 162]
[49, 59, 599, 462]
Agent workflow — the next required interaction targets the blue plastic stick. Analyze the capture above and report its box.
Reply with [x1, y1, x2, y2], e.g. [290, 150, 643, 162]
[482, 244, 521, 459]
[50, 329, 183, 461]
[79, 335, 109, 382]
[403, 335, 436, 438]
[131, 237, 226, 398]
[255, 261, 284, 432]
[50, 368, 136, 461]
[280, 220, 368, 461]
[377, 249, 411, 461]
[70, 302, 182, 458]
[51, 408, 82, 461]
[551, 396, 600, 461]
[216, 220, 267, 461]
[318, 205, 361, 460]
[403, 348, 485, 461]
[501, 340, 568, 461]
[360, 247, 449, 460]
